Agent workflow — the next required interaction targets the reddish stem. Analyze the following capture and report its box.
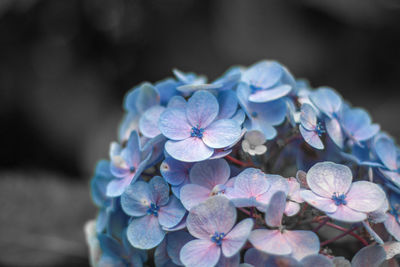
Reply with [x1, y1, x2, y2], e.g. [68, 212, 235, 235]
[320, 226, 359, 247]
[312, 217, 329, 233]
[318, 220, 369, 246]
[225, 155, 254, 167]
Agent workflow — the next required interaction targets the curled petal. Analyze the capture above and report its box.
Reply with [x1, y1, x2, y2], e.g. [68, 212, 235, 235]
[300, 125, 324, 150]
[248, 85, 292, 103]
[325, 117, 343, 148]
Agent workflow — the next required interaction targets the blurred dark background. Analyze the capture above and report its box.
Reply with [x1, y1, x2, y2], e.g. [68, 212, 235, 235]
[1, 0, 400, 266]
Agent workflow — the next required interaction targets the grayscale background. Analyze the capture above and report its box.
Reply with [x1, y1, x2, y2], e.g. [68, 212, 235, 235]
[0, 0, 399, 266]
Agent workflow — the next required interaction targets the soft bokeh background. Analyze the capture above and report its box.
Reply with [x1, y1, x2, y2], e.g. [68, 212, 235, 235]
[1, 0, 400, 266]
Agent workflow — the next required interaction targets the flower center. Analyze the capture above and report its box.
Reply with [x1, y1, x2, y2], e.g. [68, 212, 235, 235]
[211, 232, 225, 246]
[191, 125, 205, 138]
[147, 203, 160, 217]
[251, 111, 258, 118]
[331, 192, 347, 206]
[210, 184, 226, 196]
[315, 122, 325, 137]
[250, 84, 263, 94]
[129, 166, 136, 173]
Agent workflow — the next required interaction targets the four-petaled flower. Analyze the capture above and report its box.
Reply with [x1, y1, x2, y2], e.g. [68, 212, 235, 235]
[300, 162, 386, 222]
[158, 90, 242, 162]
[299, 103, 325, 150]
[180, 196, 254, 267]
[121, 176, 186, 249]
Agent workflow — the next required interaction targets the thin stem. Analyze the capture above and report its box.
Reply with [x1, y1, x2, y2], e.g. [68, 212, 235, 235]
[312, 217, 329, 233]
[225, 155, 254, 167]
[321, 221, 369, 246]
[320, 227, 359, 247]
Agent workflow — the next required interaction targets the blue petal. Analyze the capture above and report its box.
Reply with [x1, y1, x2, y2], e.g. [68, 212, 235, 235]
[242, 61, 283, 89]
[249, 84, 292, 103]
[91, 160, 114, 207]
[325, 117, 343, 148]
[139, 105, 165, 138]
[186, 90, 219, 128]
[158, 195, 186, 228]
[351, 244, 386, 267]
[217, 90, 238, 120]
[180, 239, 221, 267]
[98, 234, 123, 259]
[124, 83, 160, 113]
[149, 176, 170, 206]
[300, 255, 333, 267]
[177, 83, 221, 93]
[118, 111, 140, 142]
[310, 87, 342, 118]
[300, 125, 324, 150]
[158, 108, 192, 141]
[121, 181, 152, 217]
[203, 119, 242, 149]
[167, 96, 187, 109]
[341, 108, 379, 142]
[166, 231, 194, 265]
[155, 78, 180, 106]
[165, 138, 214, 162]
[160, 157, 192, 186]
[127, 215, 165, 249]
[123, 131, 142, 166]
[374, 134, 398, 170]
[300, 104, 317, 131]
[265, 191, 287, 228]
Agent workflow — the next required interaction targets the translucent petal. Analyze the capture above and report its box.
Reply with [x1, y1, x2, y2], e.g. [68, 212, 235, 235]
[309, 88, 342, 118]
[283, 230, 320, 260]
[158, 196, 186, 228]
[244, 130, 266, 146]
[287, 178, 303, 203]
[285, 201, 301, 217]
[306, 162, 353, 198]
[300, 190, 337, 213]
[249, 229, 292, 256]
[327, 205, 367, 223]
[300, 125, 324, 150]
[165, 138, 214, 162]
[233, 168, 270, 199]
[106, 176, 134, 197]
[180, 239, 221, 267]
[187, 196, 236, 239]
[222, 218, 254, 257]
[127, 215, 165, 250]
[203, 119, 242, 149]
[242, 61, 283, 89]
[325, 117, 343, 148]
[244, 248, 270, 267]
[301, 255, 333, 267]
[217, 90, 238, 120]
[375, 135, 398, 170]
[256, 175, 289, 210]
[139, 105, 165, 138]
[189, 159, 230, 189]
[265, 191, 286, 227]
[158, 108, 192, 141]
[167, 95, 187, 109]
[180, 184, 211, 210]
[351, 245, 386, 267]
[186, 90, 219, 128]
[346, 181, 385, 213]
[248, 85, 292, 103]
[384, 213, 400, 241]
[300, 104, 317, 131]
[121, 181, 152, 217]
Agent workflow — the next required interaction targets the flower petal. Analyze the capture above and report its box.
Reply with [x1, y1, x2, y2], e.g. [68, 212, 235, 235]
[309, 88, 342, 118]
[300, 125, 324, 150]
[160, 157, 192, 186]
[180, 239, 221, 267]
[158, 108, 192, 141]
[180, 184, 212, 210]
[306, 162, 353, 198]
[327, 205, 367, 223]
[187, 196, 236, 239]
[186, 90, 219, 128]
[149, 176, 170, 206]
[249, 84, 292, 103]
[222, 218, 254, 257]
[285, 201, 301, 217]
[127, 215, 165, 249]
[190, 159, 230, 189]
[325, 117, 344, 148]
[346, 181, 385, 213]
[217, 90, 238, 120]
[244, 248, 270, 266]
[374, 134, 398, 170]
[283, 230, 320, 261]
[166, 231, 194, 266]
[139, 105, 165, 138]
[167, 95, 187, 109]
[384, 213, 400, 241]
[121, 181, 152, 217]
[242, 61, 283, 89]
[265, 191, 286, 227]
[165, 138, 214, 162]
[249, 229, 292, 256]
[202, 119, 242, 149]
[300, 104, 317, 131]
[232, 168, 270, 199]
[301, 255, 333, 267]
[106, 176, 133, 197]
[300, 190, 337, 213]
[158, 196, 187, 229]
[216, 254, 240, 267]
[256, 175, 289, 210]
[351, 244, 386, 267]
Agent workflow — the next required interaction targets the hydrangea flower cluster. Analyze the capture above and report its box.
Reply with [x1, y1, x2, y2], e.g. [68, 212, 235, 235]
[87, 61, 400, 267]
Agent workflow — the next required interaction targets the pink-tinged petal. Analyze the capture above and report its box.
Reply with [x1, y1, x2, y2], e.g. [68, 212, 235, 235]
[180, 239, 221, 267]
[296, 170, 309, 189]
[180, 184, 211, 210]
[189, 159, 230, 189]
[306, 162, 353, 198]
[325, 117, 343, 148]
[106, 176, 133, 197]
[384, 213, 400, 241]
[186, 90, 219, 128]
[283, 230, 320, 261]
[165, 138, 214, 162]
[110, 164, 130, 178]
[233, 168, 270, 199]
[158, 108, 192, 140]
[124, 131, 142, 166]
[139, 105, 165, 138]
[162, 214, 188, 232]
[127, 215, 165, 249]
[187, 196, 236, 239]
[248, 85, 292, 103]
[327, 205, 367, 223]
[300, 104, 317, 131]
[265, 191, 286, 227]
[222, 219, 254, 257]
[300, 190, 337, 213]
[149, 176, 170, 206]
[249, 229, 292, 256]
[285, 201, 301, 217]
[121, 181, 151, 217]
[256, 175, 289, 210]
[301, 255, 333, 267]
[287, 178, 303, 203]
[351, 245, 386, 267]
[158, 195, 186, 228]
[203, 119, 242, 149]
[346, 181, 385, 213]
[300, 125, 324, 150]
